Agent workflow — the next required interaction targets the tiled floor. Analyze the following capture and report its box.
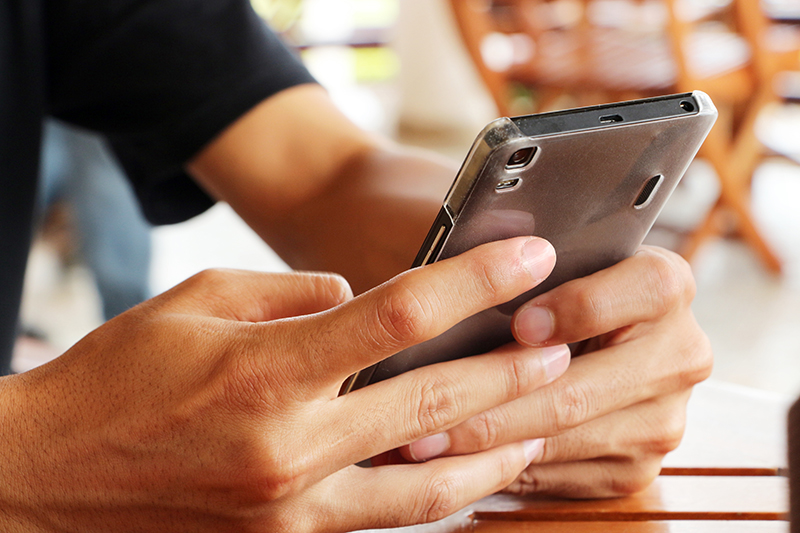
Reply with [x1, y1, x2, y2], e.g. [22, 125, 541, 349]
[14, 107, 800, 403]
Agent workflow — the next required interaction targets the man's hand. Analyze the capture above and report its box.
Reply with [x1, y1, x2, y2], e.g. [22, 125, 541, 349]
[188, 81, 711, 502]
[402, 246, 713, 499]
[0, 237, 569, 532]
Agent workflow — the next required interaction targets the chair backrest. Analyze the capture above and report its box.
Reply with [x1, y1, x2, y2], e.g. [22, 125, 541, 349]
[448, 0, 761, 114]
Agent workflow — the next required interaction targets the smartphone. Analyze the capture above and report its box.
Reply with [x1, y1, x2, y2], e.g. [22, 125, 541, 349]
[343, 91, 717, 393]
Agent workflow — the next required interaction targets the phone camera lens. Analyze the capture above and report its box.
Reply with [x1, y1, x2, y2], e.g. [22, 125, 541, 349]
[680, 100, 695, 112]
[506, 147, 536, 169]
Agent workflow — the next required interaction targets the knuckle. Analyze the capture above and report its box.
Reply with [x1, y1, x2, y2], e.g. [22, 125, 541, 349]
[372, 281, 431, 350]
[693, 332, 714, 382]
[495, 449, 524, 489]
[249, 445, 309, 502]
[537, 437, 562, 464]
[678, 327, 714, 386]
[182, 268, 239, 312]
[503, 351, 534, 398]
[466, 410, 504, 451]
[571, 283, 608, 331]
[471, 259, 509, 302]
[305, 272, 353, 307]
[322, 273, 354, 304]
[611, 460, 662, 496]
[188, 267, 232, 289]
[551, 381, 594, 433]
[415, 378, 460, 435]
[652, 416, 686, 456]
[640, 397, 689, 457]
[256, 466, 297, 502]
[417, 475, 461, 523]
[504, 467, 548, 496]
[641, 249, 695, 311]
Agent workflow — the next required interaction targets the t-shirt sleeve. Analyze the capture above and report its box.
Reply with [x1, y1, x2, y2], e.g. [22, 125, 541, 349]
[44, 0, 316, 224]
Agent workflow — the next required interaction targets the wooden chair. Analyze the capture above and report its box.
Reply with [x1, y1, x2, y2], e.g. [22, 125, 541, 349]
[756, 0, 800, 80]
[679, 0, 800, 271]
[448, 0, 785, 272]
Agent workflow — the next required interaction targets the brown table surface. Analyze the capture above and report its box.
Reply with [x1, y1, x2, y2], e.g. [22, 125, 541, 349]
[355, 380, 793, 532]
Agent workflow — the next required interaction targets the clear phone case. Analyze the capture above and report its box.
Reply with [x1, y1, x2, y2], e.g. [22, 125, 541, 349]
[345, 91, 717, 392]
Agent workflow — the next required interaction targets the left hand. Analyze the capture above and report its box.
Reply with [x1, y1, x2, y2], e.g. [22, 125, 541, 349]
[401, 246, 713, 499]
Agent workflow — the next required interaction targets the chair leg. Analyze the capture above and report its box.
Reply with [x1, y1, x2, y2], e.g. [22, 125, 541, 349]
[681, 198, 725, 262]
[728, 88, 776, 187]
[719, 177, 783, 273]
[687, 119, 783, 273]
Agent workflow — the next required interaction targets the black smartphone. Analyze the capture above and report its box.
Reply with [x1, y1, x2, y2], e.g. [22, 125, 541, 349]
[343, 91, 717, 393]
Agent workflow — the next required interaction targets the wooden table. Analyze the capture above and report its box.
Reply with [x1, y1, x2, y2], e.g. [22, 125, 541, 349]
[358, 380, 792, 532]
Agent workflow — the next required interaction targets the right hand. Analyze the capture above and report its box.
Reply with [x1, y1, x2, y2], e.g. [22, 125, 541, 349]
[0, 236, 568, 533]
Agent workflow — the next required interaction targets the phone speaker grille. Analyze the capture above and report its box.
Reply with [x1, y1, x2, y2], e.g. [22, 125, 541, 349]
[634, 175, 662, 208]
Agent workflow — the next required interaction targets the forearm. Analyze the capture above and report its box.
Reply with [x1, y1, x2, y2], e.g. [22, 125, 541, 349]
[188, 84, 457, 293]
[253, 145, 455, 292]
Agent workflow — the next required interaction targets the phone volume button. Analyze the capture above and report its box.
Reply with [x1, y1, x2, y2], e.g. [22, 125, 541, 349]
[422, 225, 448, 265]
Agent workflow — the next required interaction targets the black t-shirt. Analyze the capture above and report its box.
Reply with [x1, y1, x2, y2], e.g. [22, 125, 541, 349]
[0, 0, 316, 372]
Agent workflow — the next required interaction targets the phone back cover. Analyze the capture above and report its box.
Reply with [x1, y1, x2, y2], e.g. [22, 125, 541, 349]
[356, 92, 717, 388]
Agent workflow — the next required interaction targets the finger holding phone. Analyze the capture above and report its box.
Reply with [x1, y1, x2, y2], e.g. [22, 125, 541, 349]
[404, 246, 713, 499]
[0, 237, 568, 533]
[369, 92, 716, 499]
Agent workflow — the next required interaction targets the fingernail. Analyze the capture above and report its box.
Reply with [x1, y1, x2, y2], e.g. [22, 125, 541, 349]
[521, 238, 555, 281]
[408, 432, 451, 462]
[523, 438, 545, 465]
[540, 344, 570, 383]
[515, 305, 554, 345]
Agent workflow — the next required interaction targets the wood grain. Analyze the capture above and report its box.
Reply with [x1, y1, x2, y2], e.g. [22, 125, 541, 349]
[471, 520, 789, 532]
[660, 467, 783, 476]
[471, 476, 789, 522]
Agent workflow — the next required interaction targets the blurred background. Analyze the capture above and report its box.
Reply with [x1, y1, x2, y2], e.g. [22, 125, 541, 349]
[15, 0, 800, 401]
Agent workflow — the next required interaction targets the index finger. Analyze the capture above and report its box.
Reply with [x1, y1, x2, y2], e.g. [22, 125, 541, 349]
[282, 236, 556, 384]
[511, 246, 695, 347]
